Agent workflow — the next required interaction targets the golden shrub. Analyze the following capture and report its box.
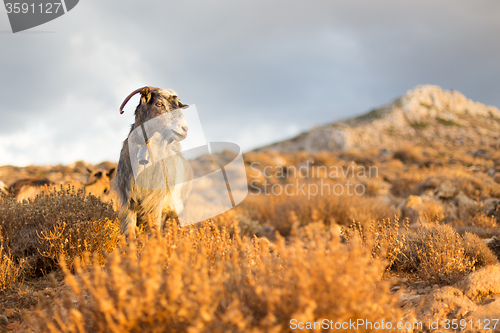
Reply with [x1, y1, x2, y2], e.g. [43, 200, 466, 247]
[462, 232, 498, 267]
[32, 222, 404, 333]
[344, 221, 497, 285]
[397, 225, 496, 284]
[469, 211, 498, 229]
[421, 199, 445, 222]
[414, 226, 475, 284]
[37, 217, 120, 269]
[0, 232, 26, 290]
[342, 218, 409, 270]
[0, 185, 117, 274]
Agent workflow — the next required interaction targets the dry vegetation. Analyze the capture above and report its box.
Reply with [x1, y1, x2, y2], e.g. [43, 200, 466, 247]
[30, 222, 405, 333]
[242, 191, 392, 237]
[0, 186, 117, 277]
[1, 144, 500, 331]
[0, 234, 25, 291]
[342, 220, 496, 285]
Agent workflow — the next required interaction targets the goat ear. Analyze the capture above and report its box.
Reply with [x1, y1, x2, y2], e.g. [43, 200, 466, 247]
[140, 87, 152, 104]
[107, 168, 116, 180]
[178, 100, 188, 108]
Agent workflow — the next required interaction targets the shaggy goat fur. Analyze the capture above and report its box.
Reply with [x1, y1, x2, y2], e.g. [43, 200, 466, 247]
[113, 87, 193, 234]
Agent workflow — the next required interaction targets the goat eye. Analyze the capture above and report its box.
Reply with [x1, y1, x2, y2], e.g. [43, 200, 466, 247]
[156, 103, 163, 107]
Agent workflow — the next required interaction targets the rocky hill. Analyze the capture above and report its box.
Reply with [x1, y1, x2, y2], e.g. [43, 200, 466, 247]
[260, 85, 500, 152]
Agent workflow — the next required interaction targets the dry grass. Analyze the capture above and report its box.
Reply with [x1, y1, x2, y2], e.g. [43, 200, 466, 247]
[391, 166, 500, 200]
[410, 225, 476, 284]
[241, 179, 394, 237]
[0, 233, 26, 290]
[469, 211, 498, 228]
[449, 211, 500, 238]
[37, 217, 120, 269]
[342, 218, 409, 270]
[2, 147, 500, 330]
[462, 232, 499, 267]
[400, 195, 445, 223]
[393, 146, 424, 164]
[420, 199, 445, 222]
[31, 222, 405, 333]
[390, 174, 425, 197]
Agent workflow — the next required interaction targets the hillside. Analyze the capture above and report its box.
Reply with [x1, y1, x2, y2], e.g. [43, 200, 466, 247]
[260, 85, 500, 152]
[3, 85, 500, 332]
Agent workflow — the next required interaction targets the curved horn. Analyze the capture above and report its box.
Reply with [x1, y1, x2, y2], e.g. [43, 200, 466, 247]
[119, 86, 158, 114]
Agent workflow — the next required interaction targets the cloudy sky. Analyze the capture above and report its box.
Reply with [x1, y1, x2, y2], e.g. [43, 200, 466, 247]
[1, 0, 499, 166]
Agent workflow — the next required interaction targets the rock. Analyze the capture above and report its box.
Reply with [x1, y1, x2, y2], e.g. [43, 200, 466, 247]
[482, 198, 500, 216]
[6, 321, 20, 330]
[254, 226, 276, 240]
[464, 296, 500, 320]
[485, 237, 500, 261]
[419, 286, 477, 319]
[436, 183, 478, 220]
[455, 265, 500, 300]
[454, 192, 479, 220]
[2, 309, 16, 318]
[487, 169, 496, 177]
[472, 149, 488, 158]
[435, 182, 459, 199]
[0, 315, 8, 328]
[398, 292, 421, 306]
[258, 85, 500, 153]
[420, 177, 441, 192]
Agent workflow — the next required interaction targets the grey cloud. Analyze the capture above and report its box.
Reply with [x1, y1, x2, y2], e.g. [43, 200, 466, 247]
[0, 0, 499, 165]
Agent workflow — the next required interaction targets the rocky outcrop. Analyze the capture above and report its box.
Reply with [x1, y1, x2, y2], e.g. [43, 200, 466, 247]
[455, 265, 500, 300]
[399, 265, 500, 329]
[419, 286, 478, 319]
[397, 182, 481, 225]
[260, 85, 500, 153]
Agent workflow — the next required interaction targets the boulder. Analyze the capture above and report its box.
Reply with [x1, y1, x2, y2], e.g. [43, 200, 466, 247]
[419, 286, 477, 320]
[455, 265, 500, 300]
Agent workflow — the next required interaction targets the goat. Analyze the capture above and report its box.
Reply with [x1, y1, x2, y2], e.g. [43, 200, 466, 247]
[82, 167, 118, 206]
[112, 86, 193, 235]
[85, 168, 116, 196]
[8, 178, 53, 202]
[4, 168, 115, 203]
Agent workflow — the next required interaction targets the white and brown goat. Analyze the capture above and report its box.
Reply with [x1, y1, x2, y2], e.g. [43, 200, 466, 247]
[112, 87, 193, 234]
